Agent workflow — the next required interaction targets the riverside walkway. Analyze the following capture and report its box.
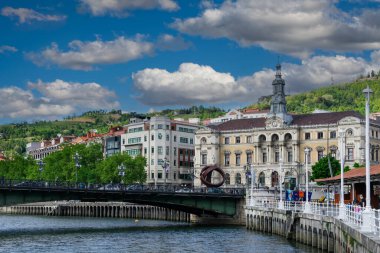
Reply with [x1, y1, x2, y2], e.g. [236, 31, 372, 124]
[245, 199, 380, 252]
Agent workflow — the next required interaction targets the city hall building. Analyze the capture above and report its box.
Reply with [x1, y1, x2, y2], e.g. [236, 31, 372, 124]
[194, 64, 380, 189]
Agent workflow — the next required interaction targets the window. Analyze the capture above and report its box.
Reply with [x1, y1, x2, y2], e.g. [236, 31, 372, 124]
[144, 148, 147, 155]
[259, 172, 265, 186]
[178, 127, 195, 133]
[275, 151, 279, 163]
[225, 154, 230, 166]
[330, 131, 336, 139]
[247, 153, 252, 164]
[347, 148, 354, 161]
[151, 134, 154, 141]
[174, 136, 177, 142]
[180, 137, 188, 143]
[305, 133, 311, 140]
[166, 134, 169, 141]
[151, 125, 154, 130]
[158, 172, 162, 179]
[318, 151, 324, 161]
[201, 154, 207, 165]
[158, 146, 163, 155]
[144, 135, 147, 142]
[128, 127, 143, 133]
[128, 137, 141, 144]
[225, 137, 230, 144]
[166, 146, 169, 156]
[151, 173, 154, 179]
[122, 139, 125, 145]
[201, 137, 207, 144]
[262, 152, 267, 163]
[158, 133, 162, 139]
[151, 147, 154, 154]
[236, 154, 241, 166]
[287, 151, 293, 163]
[225, 173, 230, 185]
[158, 124, 163, 129]
[235, 173, 241, 185]
[236, 137, 241, 144]
[347, 129, 353, 136]
[190, 138, 194, 144]
[125, 149, 141, 156]
[174, 147, 177, 155]
[247, 136, 252, 143]
[174, 159, 177, 166]
[151, 159, 154, 165]
[317, 132, 323, 139]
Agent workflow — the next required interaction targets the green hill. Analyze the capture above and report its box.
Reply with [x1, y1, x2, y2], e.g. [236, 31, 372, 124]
[248, 78, 380, 114]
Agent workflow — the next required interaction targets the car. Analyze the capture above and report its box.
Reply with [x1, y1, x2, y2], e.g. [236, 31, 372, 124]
[98, 184, 121, 191]
[207, 188, 225, 194]
[175, 188, 192, 193]
[125, 184, 144, 191]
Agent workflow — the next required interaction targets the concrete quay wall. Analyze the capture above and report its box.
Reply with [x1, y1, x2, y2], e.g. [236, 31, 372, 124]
[0, 202, 190, 222]
[246, 207, 380, 253]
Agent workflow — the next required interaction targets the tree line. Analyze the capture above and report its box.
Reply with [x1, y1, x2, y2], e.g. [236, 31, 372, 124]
[0, 143, 147, 184]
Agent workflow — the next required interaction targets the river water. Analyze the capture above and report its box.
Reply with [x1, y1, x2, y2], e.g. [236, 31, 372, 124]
[0, 215, 315, 253]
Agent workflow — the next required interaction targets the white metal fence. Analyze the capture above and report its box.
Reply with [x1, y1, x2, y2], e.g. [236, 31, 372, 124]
[247, 201, 380, 235]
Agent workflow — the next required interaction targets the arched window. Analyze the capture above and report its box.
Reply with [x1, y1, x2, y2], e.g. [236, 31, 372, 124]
[284, 133, 292, 141]
[259, 172, 265, 186]
[235, 173, 242, 185]
[271, 134, 279, 142]
[225, 173, 230, 185]
[201, 137, 207, 144]
[259, 135, 266, 142]
[271, 171, 279, 187]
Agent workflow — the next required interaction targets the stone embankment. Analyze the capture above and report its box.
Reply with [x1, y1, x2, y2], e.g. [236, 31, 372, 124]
[0, 201, 190, 222]
[246, 206, 380, 253]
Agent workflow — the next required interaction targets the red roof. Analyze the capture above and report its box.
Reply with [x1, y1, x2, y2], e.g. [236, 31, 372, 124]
[315, 164, 380, 183]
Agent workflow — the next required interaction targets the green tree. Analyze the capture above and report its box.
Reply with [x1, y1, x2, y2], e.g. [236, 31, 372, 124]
[311, 155, 340, 181]
[124, 155, 147, 184]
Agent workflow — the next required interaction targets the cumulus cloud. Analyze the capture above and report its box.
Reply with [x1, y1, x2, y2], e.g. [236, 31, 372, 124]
[0, 80, 119, 120]
[78, 0, 179, 17]
[0, 45, 17, 54]
[132, 53, 380, 106]
[26, 36, 154, 70]
[156, 34, 192, 51]
[1, 7, 66, 24]
[172, 0, 380, 58]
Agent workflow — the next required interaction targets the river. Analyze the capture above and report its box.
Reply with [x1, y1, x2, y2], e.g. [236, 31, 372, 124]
[0, 215, 315, 253]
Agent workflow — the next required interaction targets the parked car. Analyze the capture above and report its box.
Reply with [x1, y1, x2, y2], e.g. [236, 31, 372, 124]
[98, 184, 121, 191]
[175, 188, 192, 193]
[125, 184, 144, 191]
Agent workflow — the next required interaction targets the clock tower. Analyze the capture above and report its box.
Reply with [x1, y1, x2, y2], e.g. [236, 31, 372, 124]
[266, 63, 293, 126]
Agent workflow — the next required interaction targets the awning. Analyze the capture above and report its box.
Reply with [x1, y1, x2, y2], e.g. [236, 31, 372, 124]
[315, 164, 380, 184]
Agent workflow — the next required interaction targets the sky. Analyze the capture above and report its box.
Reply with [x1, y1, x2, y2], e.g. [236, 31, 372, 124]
[1, 0, 380, 124]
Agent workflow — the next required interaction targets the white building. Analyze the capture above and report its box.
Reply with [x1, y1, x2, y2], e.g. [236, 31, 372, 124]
[121, 116, 199, 187]
[209, 109, 268, 124]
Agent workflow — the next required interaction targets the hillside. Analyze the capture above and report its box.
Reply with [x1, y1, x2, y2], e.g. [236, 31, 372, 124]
[0, 107, 225, 155]
[248, 78, 380, 114]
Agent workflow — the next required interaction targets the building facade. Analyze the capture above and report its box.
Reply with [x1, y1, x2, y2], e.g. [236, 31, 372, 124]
[120, 116, 199, 187]
[27, 135, 76, 160]
[194, 64, 380, 189]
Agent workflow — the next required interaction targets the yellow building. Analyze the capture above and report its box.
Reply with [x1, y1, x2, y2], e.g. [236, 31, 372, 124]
[194, 64, 380, 188]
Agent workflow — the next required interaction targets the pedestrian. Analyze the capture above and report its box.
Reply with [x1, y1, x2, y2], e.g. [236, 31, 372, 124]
[359, 194, 366, 208]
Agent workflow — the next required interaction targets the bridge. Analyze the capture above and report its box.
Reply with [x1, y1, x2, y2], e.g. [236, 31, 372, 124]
[0, 180, 244, 218]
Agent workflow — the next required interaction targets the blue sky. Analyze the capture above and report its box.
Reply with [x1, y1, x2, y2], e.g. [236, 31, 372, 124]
[1, 0, 380, 123]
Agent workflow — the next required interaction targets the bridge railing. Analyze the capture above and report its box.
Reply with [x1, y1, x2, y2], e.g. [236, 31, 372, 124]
[0, 179, 245, 196]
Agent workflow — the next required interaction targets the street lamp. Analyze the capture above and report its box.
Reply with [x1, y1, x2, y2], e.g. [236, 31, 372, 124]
[362, 85, 374, 232]
[304, 148, 311, 213]
[73, 152, 81, 183]
[37, 160, 44, 181]
[279, 157, 284, 209]
[118, 164, 125, 184]
[338, 130, 346, 220]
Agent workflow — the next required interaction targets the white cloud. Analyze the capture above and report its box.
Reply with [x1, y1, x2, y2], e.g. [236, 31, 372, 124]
[156, 34, 192, 51]
[78, 0, 179, 17]
[0, 80, 119, 120]
[1, 7, 66, 24]
[0, 45, 17, 54]
[172, 0, 380, 58]
[26, 36, 154, 70]
[132, 53, 380, 106]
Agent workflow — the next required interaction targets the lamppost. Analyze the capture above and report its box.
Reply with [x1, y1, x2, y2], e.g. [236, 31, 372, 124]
[118, 164, 125, 184]
[37, 160, 44, 181]
[304, 148, 311, 213]
[162, 157, 169, 189]
[249, 163, 255, 207]
[338, 130, 346, 220]
[362, 85, 374, 232]
[74, 152, 81, 184]
[279, 157, 284, 209]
